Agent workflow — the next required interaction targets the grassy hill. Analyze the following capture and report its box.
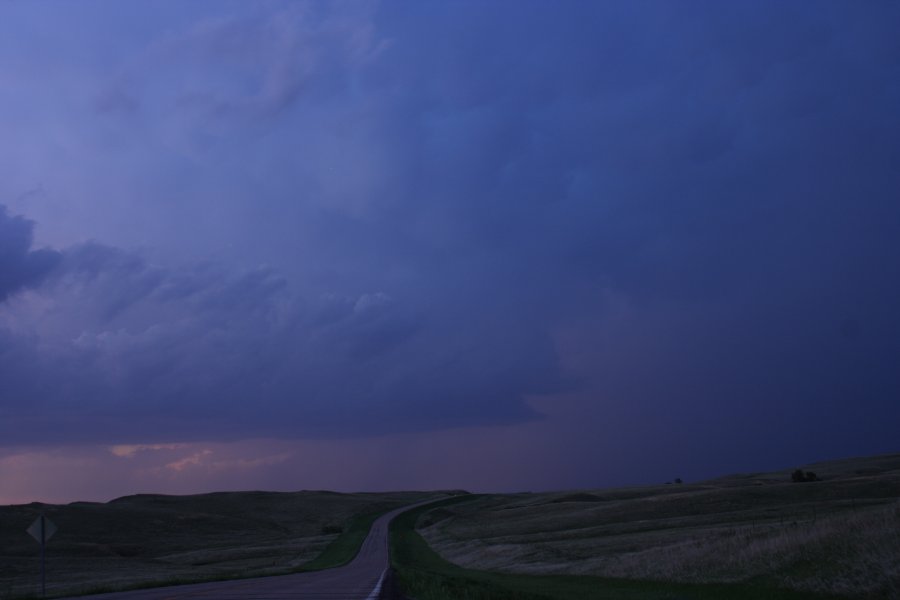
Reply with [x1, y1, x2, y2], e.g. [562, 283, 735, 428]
[0, 490, 432, 599]
[414, 453, 900, 599]
[4, 453, 898, 600]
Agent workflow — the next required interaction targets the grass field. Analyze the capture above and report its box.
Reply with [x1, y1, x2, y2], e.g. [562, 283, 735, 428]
[3, 453, 897, 600]
[390, 497, 847, 600]
[0, 490, 432, 599]
[417, 454, 900, 599]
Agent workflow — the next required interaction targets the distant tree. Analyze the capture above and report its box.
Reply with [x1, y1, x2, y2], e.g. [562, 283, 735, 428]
[674, 478, 683, 484]
[791, 469, 819, 483]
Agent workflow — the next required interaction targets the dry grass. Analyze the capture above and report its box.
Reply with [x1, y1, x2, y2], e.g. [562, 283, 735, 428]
[422, 453, 900, 599]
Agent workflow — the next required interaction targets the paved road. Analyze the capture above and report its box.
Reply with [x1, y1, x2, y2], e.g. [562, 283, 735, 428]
[57, 502, 418, 600]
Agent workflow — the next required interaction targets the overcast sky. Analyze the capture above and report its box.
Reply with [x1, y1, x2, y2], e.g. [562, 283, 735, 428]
[1, 1, 899, 503]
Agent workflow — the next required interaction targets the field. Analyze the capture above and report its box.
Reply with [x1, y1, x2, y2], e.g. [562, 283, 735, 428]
[0, 490, 433, 599]
[3, 454, 898, 600]
[414, 454, 900, 599]
[391, 498, 849, 600]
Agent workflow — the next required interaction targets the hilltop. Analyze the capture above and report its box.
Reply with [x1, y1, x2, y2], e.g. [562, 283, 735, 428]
[415, 453, 900, 598]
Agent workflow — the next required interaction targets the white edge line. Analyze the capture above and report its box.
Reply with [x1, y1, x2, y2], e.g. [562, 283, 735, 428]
[365, 568, 388, 600]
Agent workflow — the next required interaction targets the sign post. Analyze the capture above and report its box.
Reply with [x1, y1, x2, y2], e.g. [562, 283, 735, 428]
[27, 514, 57, 597]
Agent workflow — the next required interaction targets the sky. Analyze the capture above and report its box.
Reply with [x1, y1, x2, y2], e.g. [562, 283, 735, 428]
[1, 1, 899, 504]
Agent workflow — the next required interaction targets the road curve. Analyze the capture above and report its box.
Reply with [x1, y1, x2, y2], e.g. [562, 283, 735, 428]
[57, 502, 423, 600]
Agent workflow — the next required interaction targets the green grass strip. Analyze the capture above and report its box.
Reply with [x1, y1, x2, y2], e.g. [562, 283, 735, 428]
[389, 496, 850, 600]
[299, 510, 387, 571]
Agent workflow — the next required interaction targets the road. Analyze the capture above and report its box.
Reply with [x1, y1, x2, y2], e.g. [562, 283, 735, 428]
[56, 503, 417, 600]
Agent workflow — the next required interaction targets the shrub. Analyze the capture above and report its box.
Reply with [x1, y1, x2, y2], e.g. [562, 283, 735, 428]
[791, 469, 819, 483]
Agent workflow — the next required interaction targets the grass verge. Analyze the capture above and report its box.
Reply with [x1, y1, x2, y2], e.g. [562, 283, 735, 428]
[299, 509, 386, 571]
[389, 497, 850, 600]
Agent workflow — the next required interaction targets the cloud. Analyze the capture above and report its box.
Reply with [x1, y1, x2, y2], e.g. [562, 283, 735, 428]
[0, 205, 562, 446]
[164, 449, 213, 472]
[0, 425, 589, 504]
[353, 1, 900, 468]
[97, 3, 386, 131]
[109, 443, 187, 458]
[1, 1, 899, 479]
[0, 206, 61, 302]
[159, 448, 293, 475]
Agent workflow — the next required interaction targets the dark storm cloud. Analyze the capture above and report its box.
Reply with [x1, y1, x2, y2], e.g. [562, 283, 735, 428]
[1, 0, 898, 468]
[0, 206, 61, 301]
[359, 1, 900, 467]
[0, 218, 558, 445]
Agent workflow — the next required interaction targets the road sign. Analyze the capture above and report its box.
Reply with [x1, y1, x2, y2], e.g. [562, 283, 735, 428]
[27, 514, 57, 597]
[27, 515, 57, 543]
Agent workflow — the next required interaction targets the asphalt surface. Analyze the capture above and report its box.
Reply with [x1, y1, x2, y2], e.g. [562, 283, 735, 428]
[56, 503, 417, 600]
